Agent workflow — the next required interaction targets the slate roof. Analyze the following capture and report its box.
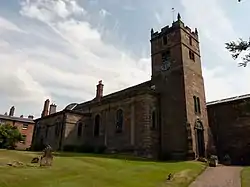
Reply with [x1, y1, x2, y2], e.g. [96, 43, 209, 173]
[206, 94, 250, 106]
[0, 114, 35, 124]
[73, 80, 155, 110]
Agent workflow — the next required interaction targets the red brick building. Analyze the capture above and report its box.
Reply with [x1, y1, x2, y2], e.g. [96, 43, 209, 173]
[0, 106, 35, 150]
[32, 14, 211, 160]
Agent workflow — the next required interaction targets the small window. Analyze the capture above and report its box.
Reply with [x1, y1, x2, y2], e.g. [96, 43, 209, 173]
[116, 109, 123, 133]
[193, 96, 201, 114]
[77, 122, 83, 137]
[94, 115, 100, 137]
[20, 135, 26, 144]
[22, 124, 28, 130]
[163, 35, 168, 45]
[189, 36, 193, 46]
[189, 50, 195, 61]
[193, 96, 198, 113]
[197, 97, 201, 114]
[0, 120, 6, 125]
[151, 110, 157, 129]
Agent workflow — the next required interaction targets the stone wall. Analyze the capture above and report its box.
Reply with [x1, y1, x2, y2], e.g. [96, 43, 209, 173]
[74, 93, 159, 157]
[180, 26, 211, 159]
[207, 98, 250, 164]
[63, 113, 89, 147]
[32, 113, 64, 150]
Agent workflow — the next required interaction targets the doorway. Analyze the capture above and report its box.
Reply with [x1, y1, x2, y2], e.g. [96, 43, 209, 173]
[195, 120, 205, 157]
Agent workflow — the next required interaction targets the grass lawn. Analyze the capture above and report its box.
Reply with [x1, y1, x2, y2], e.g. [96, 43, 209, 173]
[241, 167, 250, 187]
[0, 150, 206, 187]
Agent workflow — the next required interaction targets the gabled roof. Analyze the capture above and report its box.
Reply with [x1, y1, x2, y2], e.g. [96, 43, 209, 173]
[73, 80, 155, 111]
[34, 109, 91, 122]
[0, 114, 35, 124]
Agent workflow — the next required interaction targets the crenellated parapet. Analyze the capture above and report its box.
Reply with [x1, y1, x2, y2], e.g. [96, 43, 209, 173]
[151, 13, 199, 41]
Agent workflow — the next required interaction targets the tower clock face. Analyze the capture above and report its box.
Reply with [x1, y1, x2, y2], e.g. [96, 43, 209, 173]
[161, 58, 171, 71]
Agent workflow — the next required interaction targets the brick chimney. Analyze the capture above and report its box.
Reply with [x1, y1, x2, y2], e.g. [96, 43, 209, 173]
[96, 80, 104, 101]
[9, 106, 15, 116]
[41, 99, 50, 117]
[28, 115, 34, 119]
[49, 104, 57, 115]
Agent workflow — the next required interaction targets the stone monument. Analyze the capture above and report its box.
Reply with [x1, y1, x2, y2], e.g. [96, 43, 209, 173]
[40, 145, 53, 167]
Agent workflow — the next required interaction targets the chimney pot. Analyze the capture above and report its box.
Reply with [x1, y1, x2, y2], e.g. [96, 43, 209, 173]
[28, 115, 34, 119]
[49, 104, 57, 115]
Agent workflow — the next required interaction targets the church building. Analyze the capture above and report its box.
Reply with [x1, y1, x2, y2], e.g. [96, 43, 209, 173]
[32, 14, 212, 160]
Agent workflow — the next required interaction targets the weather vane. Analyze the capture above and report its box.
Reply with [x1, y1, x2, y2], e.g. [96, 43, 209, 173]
[172, 8, 175, 23]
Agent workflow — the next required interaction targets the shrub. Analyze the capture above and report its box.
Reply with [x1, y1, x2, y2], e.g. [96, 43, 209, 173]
[0, 124, 23, 149]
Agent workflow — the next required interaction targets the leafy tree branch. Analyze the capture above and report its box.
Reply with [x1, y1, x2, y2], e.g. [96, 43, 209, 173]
[225, 38, 250, 67]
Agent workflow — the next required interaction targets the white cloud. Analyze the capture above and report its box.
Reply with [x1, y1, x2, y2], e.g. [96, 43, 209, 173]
[0, 0, 151, 117]
[20, 0, 85, 22]
[154, 12, 162, 25]
[181, 0, 238, 60]
[1, 0, 249, 118]
[99, 9, 111, 18]
[0, 46, 50, 105]
[0, 17, 26, 33]
[181, 0, 250, 101]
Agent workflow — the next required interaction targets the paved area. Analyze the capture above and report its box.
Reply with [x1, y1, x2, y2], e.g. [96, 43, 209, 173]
[189, 165, 242, 187]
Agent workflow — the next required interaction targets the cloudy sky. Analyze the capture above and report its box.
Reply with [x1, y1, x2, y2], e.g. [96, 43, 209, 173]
[0, 0, 249, 118]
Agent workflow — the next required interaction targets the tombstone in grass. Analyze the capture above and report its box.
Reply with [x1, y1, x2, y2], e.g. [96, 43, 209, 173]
[40, 144, 53, 167]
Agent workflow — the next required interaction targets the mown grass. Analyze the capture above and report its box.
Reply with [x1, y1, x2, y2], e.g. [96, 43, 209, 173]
[241, 167, 250, 187]
[0, 150, 206, 187]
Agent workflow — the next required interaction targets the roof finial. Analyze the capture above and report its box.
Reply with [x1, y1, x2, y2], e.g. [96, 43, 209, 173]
[195, 28, 198, 35]
[151, 28, 154, 36]
[177, 13, 181, 21]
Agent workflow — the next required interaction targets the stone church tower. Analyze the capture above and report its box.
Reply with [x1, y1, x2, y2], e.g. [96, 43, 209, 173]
[151, 14, 210, 159]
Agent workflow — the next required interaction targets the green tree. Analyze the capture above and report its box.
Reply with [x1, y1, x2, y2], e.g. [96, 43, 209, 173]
[225, 0, 249, 67]
[225, 39, 250, 67]
[0, 124, 24, 149]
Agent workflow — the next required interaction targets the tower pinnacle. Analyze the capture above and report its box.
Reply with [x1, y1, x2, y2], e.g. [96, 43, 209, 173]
[177, 13, 181, 21]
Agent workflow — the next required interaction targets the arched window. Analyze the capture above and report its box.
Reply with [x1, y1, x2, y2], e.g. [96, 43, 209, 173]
[55, 122, 59, 136]
[116, 109, 123, 133]
[151, 110, 157, 129]
[193, 96, 201, 114]
[94, 115, 100, 137]
[77, 122, 83, 137]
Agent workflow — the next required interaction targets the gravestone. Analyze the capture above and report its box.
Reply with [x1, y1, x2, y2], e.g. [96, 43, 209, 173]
[40, 145, 53, 167]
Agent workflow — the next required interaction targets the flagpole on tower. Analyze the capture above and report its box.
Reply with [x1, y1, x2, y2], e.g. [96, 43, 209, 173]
[172, 8, 175, 23]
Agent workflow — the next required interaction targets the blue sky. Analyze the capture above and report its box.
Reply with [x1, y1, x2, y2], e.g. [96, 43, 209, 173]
[0, 0, 249, 118]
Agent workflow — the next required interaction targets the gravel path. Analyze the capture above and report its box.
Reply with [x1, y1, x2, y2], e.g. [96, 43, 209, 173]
[189, 165, 242, 187]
